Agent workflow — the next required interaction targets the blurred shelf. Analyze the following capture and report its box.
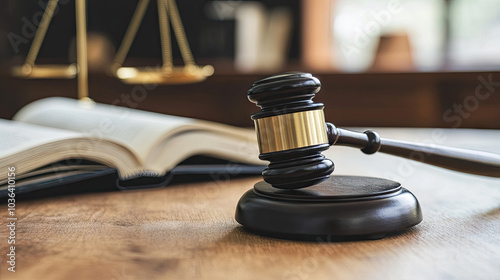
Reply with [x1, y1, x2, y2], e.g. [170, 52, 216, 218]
[1, 69, 499, 128]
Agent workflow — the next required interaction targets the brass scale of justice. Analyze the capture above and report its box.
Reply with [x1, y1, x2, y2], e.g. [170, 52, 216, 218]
[13, 2, 500, 240]
[11, 0, 214, 101]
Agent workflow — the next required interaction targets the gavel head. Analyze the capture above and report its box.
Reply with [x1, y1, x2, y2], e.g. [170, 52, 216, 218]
[248, 72, 334, 189]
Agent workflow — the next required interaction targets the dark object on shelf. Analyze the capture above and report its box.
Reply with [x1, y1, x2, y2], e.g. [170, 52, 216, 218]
[370, 33, 414, 72]
[236, 72, 500, 240]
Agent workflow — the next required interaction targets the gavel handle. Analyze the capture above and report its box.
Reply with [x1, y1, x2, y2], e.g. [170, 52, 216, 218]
[326, 123, 500, 178]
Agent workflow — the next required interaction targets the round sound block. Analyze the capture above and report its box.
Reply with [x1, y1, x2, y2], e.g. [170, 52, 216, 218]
[235, 176, 422, 240]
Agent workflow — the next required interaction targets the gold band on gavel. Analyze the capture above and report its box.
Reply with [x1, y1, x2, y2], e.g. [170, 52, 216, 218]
[254, 109, 329, 154]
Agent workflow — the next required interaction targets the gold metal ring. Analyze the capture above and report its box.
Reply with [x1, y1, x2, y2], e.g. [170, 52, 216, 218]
[254, 109, 328, 154]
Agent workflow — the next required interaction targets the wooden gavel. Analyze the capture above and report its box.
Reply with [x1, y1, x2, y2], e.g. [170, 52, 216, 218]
[248, 72, 500, 189]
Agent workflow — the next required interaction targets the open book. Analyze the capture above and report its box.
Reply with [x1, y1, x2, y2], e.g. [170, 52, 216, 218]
[0, 97, 264, 195]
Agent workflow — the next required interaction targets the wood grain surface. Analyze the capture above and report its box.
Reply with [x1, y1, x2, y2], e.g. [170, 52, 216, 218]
[1, 128, 499, 280]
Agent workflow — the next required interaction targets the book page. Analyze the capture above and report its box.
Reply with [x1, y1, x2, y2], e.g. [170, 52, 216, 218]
[14, 97, 263, 170]
[0, 117, 142, 181]
[0, 119, 82, 158]
[14, 98, 199, 163]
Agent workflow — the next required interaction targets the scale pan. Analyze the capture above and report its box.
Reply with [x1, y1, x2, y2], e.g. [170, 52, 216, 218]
[115, 65, 214, 84]
[11, 64, 78, 79]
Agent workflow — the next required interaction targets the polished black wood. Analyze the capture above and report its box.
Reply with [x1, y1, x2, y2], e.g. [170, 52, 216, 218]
[237, 72, 498, 240]
[248, 72, 334, 189]
[247, 72, 323, 119]
[327, 123, 500, 178]
[248, 72, 500, 190]
[239, 73, 423, 240]
[235, 176, 422, 240]
[259, 145, 334, 189]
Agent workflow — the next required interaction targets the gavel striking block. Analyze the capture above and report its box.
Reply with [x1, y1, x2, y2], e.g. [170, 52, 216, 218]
[236, 72, 500, 240]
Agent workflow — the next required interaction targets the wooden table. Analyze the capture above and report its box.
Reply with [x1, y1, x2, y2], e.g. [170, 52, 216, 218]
[1, 128, 500, 280]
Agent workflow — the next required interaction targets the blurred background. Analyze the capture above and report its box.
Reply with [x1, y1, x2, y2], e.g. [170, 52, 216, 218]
[1, 0, 500, 128]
